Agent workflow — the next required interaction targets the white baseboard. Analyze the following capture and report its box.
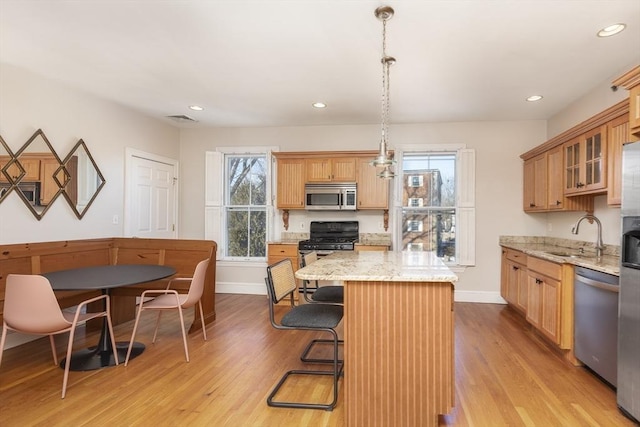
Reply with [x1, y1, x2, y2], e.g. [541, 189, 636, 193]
[454, 290, 507, 304]
[216, 282, 267, 295]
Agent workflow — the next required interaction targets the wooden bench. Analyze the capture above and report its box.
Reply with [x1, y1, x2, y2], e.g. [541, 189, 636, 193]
[0, 238, 217, 334]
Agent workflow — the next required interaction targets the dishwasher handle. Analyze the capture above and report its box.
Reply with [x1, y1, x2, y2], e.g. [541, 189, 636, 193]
[577, 275, 619, 293]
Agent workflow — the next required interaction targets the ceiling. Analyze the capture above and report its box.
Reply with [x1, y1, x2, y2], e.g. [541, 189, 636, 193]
[1, 0, 639, 129]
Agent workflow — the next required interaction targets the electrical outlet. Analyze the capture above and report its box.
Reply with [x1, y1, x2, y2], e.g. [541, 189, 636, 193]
[378, 222, 384, 230]
[300, 222, 305, 229]
[547, 223, 553, 232]
[112, 214, 119, 225]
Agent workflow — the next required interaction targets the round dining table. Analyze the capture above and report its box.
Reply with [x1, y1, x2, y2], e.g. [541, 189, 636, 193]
[42, 264, 176, 371]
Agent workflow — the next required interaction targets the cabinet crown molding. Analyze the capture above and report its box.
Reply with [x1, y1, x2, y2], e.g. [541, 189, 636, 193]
[612, 65, 640, 89]
[521, 99, 628, 160]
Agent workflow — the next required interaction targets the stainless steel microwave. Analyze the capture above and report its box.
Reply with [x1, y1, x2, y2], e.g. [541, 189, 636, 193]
[305, 183, 357, 210]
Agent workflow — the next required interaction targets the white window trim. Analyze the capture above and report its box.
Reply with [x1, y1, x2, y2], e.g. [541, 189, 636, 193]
[393, 144, 475, 267]
[205, 146, 278, 261]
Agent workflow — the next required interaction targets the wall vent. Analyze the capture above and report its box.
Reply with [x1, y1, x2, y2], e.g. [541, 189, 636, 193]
[166, 114, 198, 123]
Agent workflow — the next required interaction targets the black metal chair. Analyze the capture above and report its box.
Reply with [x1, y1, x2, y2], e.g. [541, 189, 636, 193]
[264, 258, 343, 410]
[299, 251, 344, 364]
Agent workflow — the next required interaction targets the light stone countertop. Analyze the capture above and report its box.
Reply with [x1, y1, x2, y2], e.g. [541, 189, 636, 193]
[295, 250, 458, 282]
[500, 236, 620, 276]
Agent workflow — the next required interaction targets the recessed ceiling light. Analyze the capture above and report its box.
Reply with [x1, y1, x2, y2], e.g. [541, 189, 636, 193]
[189, 105, 204, 111]
[526, 95, 543, 102]
[597, 23, 626, 37]
[312, 102, 327, 109]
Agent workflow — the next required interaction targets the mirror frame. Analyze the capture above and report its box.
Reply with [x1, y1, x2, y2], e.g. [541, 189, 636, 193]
[60, 138, 106, 219]
[13, 129, 64, 221]
[0, 134, 16, 203]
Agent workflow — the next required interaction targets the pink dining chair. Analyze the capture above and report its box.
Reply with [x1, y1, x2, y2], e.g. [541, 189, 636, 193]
[0, 274, 118, 398]
[124, 258, 209, 365]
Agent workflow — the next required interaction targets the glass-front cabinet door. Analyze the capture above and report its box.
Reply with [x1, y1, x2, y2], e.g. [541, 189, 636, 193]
[564, 125, 607, 195]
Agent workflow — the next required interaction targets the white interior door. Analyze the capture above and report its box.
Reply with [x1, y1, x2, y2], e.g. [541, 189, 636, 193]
[125, 149, 178, 238]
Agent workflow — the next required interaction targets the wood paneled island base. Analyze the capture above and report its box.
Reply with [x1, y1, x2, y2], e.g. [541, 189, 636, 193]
[295, 251, 458, 427]
[344, 280, 454, 427]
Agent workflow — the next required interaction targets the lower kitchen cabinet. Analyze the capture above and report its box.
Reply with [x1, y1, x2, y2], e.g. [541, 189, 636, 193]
[500, 247, 576, 358]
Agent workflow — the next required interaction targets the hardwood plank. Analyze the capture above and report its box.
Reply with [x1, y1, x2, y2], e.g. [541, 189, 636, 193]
[0, 296, 634, 426]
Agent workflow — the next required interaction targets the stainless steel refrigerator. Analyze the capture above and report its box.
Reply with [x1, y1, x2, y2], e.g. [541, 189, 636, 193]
[618, 140, 640, 422]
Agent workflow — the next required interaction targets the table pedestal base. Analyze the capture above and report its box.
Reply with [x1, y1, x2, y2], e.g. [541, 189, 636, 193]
[60, 342, 145, 371]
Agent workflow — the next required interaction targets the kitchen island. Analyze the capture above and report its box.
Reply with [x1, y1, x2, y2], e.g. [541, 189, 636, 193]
[295, 251, 458, 427]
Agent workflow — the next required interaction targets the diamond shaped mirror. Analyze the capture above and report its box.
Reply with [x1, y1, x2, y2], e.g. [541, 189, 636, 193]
[0, 135, 16, 203]
[60, 139, 105, 219]
[13, 129, 64, 220]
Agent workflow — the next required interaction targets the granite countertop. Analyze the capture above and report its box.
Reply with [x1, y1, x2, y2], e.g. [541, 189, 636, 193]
[500, 236, 620, 276]
[295, 250, 458, 282]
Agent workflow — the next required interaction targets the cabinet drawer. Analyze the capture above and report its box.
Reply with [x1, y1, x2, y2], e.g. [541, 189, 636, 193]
[505, 249, 527, 264]
[527, 256, 561, 280]
[268, 244, 299, 258]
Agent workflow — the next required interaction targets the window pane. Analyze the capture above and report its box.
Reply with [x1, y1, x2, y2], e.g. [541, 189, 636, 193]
[402, 209, 456, 261]
[227, 156, 266, 206]
[226, 209, 248, 257]
[249, 209, 266, 257]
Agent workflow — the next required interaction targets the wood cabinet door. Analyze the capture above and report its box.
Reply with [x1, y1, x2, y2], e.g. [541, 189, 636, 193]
[564, 138, 581, 195]
[523, 154, 546, 211]
[540, 277, 561, 344]
[0, 156, 11, 182]
[332, 158, 357, 181]
[276, 158, 305, 209]
[505, 259, 521, 306]
[582, 125, 607, 193]
[546, 146, 564, 210]
[357, 158, 389, 209]
[607, 115, 630, 205]
[306, 158, 331, 182]
[526, 275, 542, 328]
[516, 266, 529, 312]
[564, 126, 607, 195]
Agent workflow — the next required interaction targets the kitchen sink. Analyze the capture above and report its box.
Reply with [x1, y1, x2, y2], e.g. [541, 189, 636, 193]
[545, 250, 586, 258]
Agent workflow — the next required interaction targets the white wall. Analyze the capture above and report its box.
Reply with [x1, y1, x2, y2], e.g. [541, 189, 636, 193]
[0, 63, 180, 244]
[179, 120, 547, 300]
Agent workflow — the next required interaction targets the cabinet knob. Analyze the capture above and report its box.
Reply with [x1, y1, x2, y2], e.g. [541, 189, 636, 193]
[555, 200, 561, 205]
[576, 182, 585, 188]
[529, 203, 536, 207]
[535, 278, 542, 284]
[512, 266, 519, 271]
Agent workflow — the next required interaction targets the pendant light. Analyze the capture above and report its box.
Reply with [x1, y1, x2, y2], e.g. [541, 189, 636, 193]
[370, 5, 396, 179]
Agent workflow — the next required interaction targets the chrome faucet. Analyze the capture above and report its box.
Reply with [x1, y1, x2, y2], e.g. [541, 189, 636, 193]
[571, 214, 604, 258]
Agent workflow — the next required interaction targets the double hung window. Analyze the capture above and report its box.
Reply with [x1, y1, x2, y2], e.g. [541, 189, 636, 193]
[224, 154, 267, 258]
[395, 147, 475, 266]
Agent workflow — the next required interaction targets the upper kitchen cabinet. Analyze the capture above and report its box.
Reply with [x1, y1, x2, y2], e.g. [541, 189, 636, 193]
[613, 65, 640, 138]
[521, 99, 630, 213]
[275, 157, 305, 209]
[357, 158, 389, 209]
[306, 157, 357, 182]
[522, 146, 593, 213]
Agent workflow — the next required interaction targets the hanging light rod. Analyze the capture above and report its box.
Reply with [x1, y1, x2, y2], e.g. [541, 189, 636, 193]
[370, 5, 396, 178]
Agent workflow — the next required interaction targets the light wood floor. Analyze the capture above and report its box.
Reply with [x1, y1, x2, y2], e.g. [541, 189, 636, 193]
[0, 294, 634, 427]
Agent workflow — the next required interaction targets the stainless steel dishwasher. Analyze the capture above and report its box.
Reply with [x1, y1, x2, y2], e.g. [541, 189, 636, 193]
[574, 266, 619, 387]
